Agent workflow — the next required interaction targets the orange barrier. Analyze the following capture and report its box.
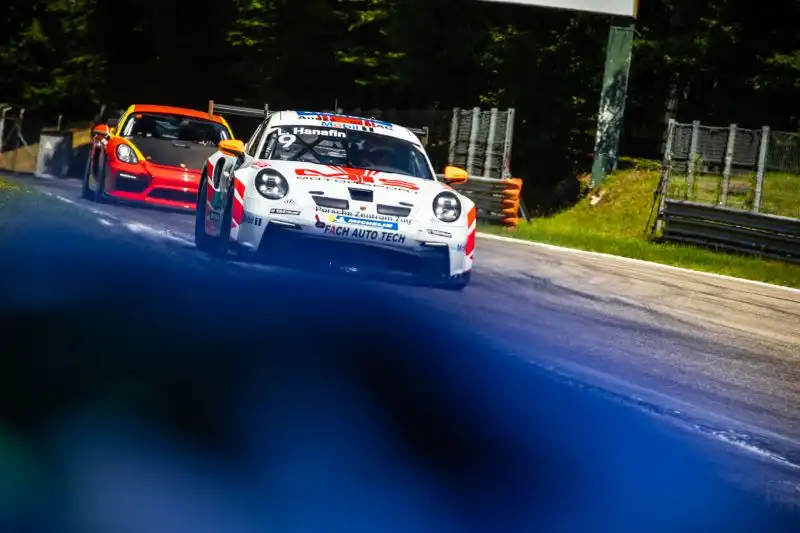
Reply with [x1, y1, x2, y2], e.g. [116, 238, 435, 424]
[439, 174, 526, 228]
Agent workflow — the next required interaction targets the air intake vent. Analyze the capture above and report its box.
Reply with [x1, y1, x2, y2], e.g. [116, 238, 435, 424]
[348, 188, 373, 202]
[312, 196, 349, 210]
[376, 204, 412, 217]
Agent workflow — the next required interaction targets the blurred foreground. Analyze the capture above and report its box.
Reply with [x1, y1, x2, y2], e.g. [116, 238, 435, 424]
[1, 186, 799, 533]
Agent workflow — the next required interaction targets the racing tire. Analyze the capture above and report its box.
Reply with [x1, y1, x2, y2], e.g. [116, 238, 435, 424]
[94, 162, 107, 203]
[195, 176, 233, 258]
[194, 176, 214, 252]
[80, 156, 93, 200]
[438, 271, 471, 291]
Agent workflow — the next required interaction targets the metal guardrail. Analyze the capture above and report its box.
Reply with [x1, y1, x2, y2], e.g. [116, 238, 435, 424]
[660, 200, 800, 263]
[208, 101, 271, 118]
[652, 120, 800, 262]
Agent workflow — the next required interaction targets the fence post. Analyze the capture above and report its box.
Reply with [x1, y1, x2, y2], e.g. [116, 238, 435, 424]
[12, 109, 25, 173]
[687, 120, 700, 200]
[655, 119, 676, 234]
[721, 123, 737, 207]
[0, 105, 9, 156]
[501, 108, 515, 179]
[466, 107, 481, 176]
[57, 114, 63, 130]
[484, 108, 498, 178]
[753, 125, 770, 214]
[448, 108, 459, 166]
[207, 100, 214, 115]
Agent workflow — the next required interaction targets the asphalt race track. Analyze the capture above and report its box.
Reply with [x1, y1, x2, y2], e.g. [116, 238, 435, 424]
[2, 173, 800, 533]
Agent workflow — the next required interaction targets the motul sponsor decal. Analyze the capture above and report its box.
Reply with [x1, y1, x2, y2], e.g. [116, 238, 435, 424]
[295, 166, 419, 192]
[296, 111, 393, 130]
[296, 166, 419, 191]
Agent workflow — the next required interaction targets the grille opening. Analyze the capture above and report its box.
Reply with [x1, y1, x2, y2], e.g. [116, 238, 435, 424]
[259, 225, 450, 277]
[313, 196, 349, 210]
[115, 178, 148, 193]
[148, 189, 196, 204]
[349, 188, 373, 202]
[377, 204, 412, 217]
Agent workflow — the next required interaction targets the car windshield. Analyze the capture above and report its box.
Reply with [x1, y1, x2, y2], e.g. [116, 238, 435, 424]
[120, 112, 230, 146]
[259, 125, 434, 180]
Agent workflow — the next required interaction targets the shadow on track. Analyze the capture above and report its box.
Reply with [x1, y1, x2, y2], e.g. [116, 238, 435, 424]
[1, 195, 799, 533]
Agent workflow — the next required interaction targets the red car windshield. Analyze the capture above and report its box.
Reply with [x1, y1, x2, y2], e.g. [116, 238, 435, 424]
[120, 113, 230, 147]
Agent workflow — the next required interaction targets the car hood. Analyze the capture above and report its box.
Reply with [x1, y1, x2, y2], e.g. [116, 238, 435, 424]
[243, 160, 456, 221]
[128, 137, 218, 171]
[261, 160, 447, 194]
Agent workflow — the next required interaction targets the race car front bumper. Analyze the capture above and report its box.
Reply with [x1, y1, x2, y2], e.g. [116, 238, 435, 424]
[232, 201, 473, 279]
[105, 160, 200, 210]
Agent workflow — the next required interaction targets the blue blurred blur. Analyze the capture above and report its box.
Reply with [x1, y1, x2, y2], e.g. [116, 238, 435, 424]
[1, 201, 799, 533]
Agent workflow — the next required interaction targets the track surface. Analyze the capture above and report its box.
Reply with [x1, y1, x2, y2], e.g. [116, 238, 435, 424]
[3, 174, 800, 529]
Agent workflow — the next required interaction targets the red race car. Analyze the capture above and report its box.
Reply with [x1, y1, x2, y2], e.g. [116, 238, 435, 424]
[82, 104, 236, 210]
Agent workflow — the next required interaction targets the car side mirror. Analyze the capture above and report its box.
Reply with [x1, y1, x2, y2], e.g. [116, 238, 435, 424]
[219, 139, 245, 158]
[443, 166, 468, 185]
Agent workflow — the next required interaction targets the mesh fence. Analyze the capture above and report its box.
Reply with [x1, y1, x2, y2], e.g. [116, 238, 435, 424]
[762, 131, 800, 219]
[663, 122, 800, 218]
[451, 108, 513, 179]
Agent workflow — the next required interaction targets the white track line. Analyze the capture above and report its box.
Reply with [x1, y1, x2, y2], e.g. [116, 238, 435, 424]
[122, 222, 195, 246]
[477, 232, 800, 295]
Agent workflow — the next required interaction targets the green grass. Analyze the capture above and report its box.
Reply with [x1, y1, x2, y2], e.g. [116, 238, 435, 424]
[480, 163, 800, 289]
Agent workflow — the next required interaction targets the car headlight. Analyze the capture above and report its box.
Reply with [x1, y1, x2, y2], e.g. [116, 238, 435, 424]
[115, 143, 138, 164]
[254, 169, 289, 200]
[432, 191, 462, 223]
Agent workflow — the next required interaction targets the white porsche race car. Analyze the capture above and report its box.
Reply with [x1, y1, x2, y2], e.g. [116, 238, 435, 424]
[194, 110, 476, 290]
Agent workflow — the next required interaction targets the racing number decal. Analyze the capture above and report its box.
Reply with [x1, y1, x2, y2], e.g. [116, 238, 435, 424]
[278, 132, 297, 149]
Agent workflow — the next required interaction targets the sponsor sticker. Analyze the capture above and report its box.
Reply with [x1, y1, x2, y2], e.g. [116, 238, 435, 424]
[208, 211, 221, 222]
[328, 214, 397, 231]
[270, 208, 301, 216]
[244, 213, 263, 226]
[286, 126, 346, 138]
[315, 206, 409, 224]
[296, 111, 393, 130]
[427, 229, 452, 238]
[321, 225, 407, 243]
[456, 243, 466, 252]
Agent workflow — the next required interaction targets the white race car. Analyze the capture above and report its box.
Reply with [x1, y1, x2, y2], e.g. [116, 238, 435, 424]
[194, 110, 475, 290]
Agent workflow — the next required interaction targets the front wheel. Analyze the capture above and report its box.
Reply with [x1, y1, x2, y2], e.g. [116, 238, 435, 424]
[94, 160, 107, 203]
[81, 155, 93, 200]
[437, 271, 471, 291]
[194, 176, 233, 258]
[194, 177, 214, 252]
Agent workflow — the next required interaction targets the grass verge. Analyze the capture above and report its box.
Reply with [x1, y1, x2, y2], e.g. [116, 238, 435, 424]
[0, 174, 21, 194]
[480, 164, 800, 289]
